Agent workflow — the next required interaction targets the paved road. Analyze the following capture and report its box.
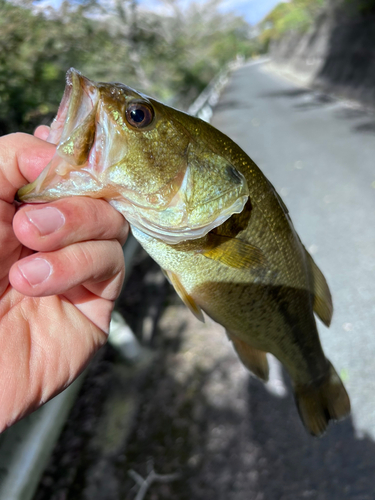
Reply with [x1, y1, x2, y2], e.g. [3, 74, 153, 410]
[206, 60, 375, 498]
[212, 60, 375, 440]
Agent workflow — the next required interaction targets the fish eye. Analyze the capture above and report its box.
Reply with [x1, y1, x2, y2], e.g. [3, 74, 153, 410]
[125, 102, 154, 129]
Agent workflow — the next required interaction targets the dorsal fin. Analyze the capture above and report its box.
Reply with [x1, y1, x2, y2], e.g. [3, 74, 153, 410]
[305, 249, 333, 327]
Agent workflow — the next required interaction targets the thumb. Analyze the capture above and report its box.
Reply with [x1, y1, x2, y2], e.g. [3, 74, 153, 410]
[0, 133, 55, 203]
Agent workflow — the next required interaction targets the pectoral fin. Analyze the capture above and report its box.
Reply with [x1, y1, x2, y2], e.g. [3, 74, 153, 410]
[202, 234, 266, 270]
[305, 249, 333, 327]
[163, 269, 205, 322]
[227, 331, 269, 382]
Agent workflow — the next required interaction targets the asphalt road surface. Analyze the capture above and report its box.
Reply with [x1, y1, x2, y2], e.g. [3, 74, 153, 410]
[35, 60, 375, 500]
[212, 59, 375, 440]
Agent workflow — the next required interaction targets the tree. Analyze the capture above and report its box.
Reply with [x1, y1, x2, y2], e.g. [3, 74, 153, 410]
[0, 0, 256, 134]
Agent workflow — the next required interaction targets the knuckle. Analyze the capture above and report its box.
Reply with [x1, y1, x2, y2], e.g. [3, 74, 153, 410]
[69, 243, 96, 272]
[66, 240, 124, 282]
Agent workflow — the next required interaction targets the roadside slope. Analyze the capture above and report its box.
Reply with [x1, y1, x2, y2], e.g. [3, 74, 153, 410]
[269, 2, 375, 107]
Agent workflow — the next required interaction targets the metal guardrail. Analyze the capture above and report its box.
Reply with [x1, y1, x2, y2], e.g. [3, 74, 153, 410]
[188, 59, 244, 121]
[0, 375, 84, 500]
[0, 234, 143, 500]
[0, 61, 244, 500]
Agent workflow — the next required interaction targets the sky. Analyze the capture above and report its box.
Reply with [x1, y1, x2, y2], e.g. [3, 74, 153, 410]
[212, 0, 284, 24]
[138, 0, 284, 25]
[39, 0, 285, 26]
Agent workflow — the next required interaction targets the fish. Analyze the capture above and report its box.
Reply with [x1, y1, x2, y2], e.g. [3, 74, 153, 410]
[17, 68, 350, 436]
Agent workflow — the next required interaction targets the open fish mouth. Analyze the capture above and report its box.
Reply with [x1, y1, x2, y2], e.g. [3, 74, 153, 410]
[17, 68, 250, 244]
[49, 69, 100, 151]
[17, 69, 105, 201]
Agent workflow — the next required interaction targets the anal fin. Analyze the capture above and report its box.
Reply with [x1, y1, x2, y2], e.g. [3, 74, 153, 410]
[163, 269, 205, 323]
[227, 331, 269, 382]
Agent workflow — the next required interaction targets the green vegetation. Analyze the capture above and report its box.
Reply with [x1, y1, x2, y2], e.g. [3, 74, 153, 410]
[0, 0, 257, 135]
[258, 0, 326, 50]
[258, 0, 375, 51]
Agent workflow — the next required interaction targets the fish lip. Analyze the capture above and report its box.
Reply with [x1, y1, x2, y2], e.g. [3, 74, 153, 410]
[47, 68, 100, 147]
[18, 69, 103, 200]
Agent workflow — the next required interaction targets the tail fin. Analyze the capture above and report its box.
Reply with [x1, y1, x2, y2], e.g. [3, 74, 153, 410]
[295, 360, 350, 437]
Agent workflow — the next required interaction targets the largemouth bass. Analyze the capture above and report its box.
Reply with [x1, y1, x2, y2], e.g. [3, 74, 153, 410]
[18, 68, 350, 436]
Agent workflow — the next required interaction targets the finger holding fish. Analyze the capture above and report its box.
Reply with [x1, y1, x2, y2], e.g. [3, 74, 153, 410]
[0, 133, 55, 202]
[9, 238, 125, 302]
[34, 125, 51, 141]
[13, 197, 129, 252]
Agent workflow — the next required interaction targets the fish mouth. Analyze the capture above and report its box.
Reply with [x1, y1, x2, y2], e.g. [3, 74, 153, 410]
[17, 69, 103, 202]
[49, 68, 99, 149]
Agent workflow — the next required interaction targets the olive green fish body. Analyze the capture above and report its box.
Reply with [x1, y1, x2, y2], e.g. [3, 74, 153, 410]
[131, 119, 328, 386]
[17, 69, 350, 436]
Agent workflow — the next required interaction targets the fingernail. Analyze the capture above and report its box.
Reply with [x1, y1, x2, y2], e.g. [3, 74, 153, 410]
[18, 258, 51, 286]
[26, 207, 65, 236]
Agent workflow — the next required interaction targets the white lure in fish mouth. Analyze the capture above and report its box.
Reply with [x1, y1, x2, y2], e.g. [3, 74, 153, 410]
[17, 68, 250, 244]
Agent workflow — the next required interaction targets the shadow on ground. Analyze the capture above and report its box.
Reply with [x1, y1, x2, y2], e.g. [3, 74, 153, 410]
[258, 86, 375, 134]
[34, 252, 375, 500]
[119, 349, 375, 500]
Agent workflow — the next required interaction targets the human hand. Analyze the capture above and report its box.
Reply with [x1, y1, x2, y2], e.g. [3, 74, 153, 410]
[0, 128, 128, 431]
